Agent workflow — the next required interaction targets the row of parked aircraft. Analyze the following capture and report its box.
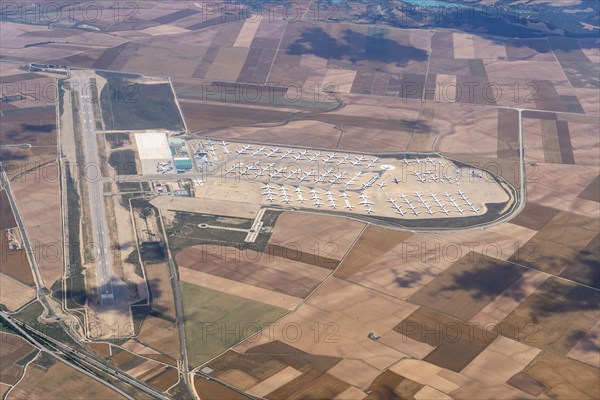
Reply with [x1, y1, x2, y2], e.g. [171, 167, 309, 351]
[260, 185, 377, 213]
[210, 142, 380, 168]
[385, 190, 481, 216]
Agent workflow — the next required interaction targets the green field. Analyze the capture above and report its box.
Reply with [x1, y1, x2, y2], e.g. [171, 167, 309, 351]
[180, 282, 287, 367]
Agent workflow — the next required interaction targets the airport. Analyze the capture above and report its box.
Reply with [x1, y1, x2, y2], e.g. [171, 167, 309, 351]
[134, 137, 514, 221]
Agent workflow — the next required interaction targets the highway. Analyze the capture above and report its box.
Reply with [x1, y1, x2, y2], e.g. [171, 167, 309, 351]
[1, 311, 170, 400]
[77, 80, 115, 308]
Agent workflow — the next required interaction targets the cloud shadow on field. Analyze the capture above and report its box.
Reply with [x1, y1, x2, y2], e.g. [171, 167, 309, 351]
[287, 27, 428, 66]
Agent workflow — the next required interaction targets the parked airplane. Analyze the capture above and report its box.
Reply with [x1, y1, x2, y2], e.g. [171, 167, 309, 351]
[294, 150, 308, 160]
[280, 149, 294, 159]
[366, 207, 375, 214]
[221, 141, 230, 155]
[266, 148, 280, 157]
[252, 146, 265, 156]
[366, 158, 379, 167]
[337, 155, 350, 165]
[308, 152, 321, 162]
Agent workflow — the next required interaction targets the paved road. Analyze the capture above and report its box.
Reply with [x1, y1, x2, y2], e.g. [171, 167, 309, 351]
[0, 166, 52, 317]
[77, 81, 115, 307]
[1, 311, 169, 400]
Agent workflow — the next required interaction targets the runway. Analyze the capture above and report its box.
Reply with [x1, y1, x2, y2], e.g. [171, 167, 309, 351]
[78, 81, 115, 308]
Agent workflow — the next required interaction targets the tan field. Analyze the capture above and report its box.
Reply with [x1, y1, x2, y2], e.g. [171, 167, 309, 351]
[526, 163, 600, 218]
[327, 359, 380, 390]
[8, 360, 126, 400]
[235, 277, 419, 370]
[246, 366, 303, 398]
[234, 17, 263, 48]
[567, 322, 600, 368]
[0, 333, 36, 386]
[11, 163, 63, 288]
[137, 315, 181, 359]
[179, 267, 303, 310]
[0, 273, 36, 311]
[269, 212, 365, 261]
[144, 262, 177, 318]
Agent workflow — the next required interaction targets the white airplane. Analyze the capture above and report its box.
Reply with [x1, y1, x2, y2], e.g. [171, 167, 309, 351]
[426, 156, 435, 165]
[294, 150, 308, 160]
[344, 202, 354, 210]
[393, 206, 405, 216]
[415, 192, 424, 201]
[441, 207, 451, 215]
[378, 181, 386, 188]
[236, 148, 249, 155]
[340, 191, 349, 199]
[267, 194, 275, 202]
[308, 152, 321, 162]
[366, 207, 375, 214]
[282, 195, 291, 204]
[402, 158, 411, 165]
[457, 189, 466, 197]
[470, 204, 480, 213]
[258, 166, 270, 176]
[359, 198, 374, 206]
[299, 171, 314, 182]
[275, 166, 286, 175]
[337, 155, 350, 165]
[266, 148, 280, 157]
[329, 199, 338, 209]
[284, 170, 299, 181]
[366, 158, 379, 168]
[427, 208, 436, 216]
[414, 157, 421, 164]
[225, 163, 241, 174]
[409, 204, 420, 216]
[456, 207, 465, 215]
[322, 153, 337, 163]
[252, 146, 265, 156]
[280, 185, 288, 193]
[280, 149, 294, 159]
[314, 198, 322, 207]
[221, 141, 230, 155]
[354, 155, 366, 164]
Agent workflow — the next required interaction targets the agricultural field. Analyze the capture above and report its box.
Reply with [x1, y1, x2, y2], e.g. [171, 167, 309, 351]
[180, 281, 288, 367]
[1, 0, 599, 398]
[7, 356, 127, 400]
[0, 333, 37, 388]
[11, 162, 63, 288]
